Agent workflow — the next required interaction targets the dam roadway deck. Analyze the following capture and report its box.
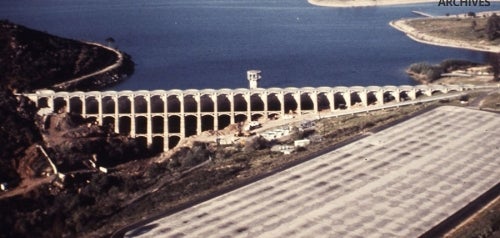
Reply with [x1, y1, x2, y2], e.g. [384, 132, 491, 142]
[122, 106, 500, 238]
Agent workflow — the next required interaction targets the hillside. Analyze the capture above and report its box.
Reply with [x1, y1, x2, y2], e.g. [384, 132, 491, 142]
[0, 21, 143, 237]
[0, 20, 134, 91]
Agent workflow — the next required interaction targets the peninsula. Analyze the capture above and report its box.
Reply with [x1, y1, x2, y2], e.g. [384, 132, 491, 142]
[0, 20, 134, 91]
[390, 11, 500, 53]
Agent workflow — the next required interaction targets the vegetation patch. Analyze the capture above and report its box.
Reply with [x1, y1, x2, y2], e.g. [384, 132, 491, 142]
[481, 92, 500, 111]
[407, 59, 481, 83]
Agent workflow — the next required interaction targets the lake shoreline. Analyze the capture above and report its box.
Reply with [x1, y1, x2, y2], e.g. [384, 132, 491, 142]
[390, 16, 500, 53]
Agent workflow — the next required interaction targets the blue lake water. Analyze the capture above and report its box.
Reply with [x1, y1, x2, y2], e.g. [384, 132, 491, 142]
[1, 0, 498, 90]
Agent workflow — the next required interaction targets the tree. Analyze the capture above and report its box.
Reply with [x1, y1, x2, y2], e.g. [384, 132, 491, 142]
[105, 37, 115, 48]
[486, 14, 500, 41]
[485, 53, 500, 81]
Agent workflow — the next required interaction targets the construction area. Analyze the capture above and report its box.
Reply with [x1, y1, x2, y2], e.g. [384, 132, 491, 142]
[124, 106, 500, 238]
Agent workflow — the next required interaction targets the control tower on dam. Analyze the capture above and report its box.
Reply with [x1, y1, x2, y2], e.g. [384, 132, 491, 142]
[24, 71, 471, 152]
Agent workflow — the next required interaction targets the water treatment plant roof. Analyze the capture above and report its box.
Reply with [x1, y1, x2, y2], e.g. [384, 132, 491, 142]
[126, 106, 500, 238]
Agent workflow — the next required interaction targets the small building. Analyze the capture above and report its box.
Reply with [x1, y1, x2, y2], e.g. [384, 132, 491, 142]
[294, 139, 311, 148]
[300, 120, 315, 129]
[271, 145, 295, 155]
[247, 70, 262, 89]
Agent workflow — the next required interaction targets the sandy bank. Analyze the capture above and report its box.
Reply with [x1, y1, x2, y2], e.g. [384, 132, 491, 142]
[308, 0, 436, 7]
[390, 16, 500, 53]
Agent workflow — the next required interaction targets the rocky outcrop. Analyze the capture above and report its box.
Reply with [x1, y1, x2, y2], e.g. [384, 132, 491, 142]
[0, 91, 42, 185]
[40, 112, 145, 171]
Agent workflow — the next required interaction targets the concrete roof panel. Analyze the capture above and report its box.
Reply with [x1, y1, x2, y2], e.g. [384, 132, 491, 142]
[126, 106, 500, 238]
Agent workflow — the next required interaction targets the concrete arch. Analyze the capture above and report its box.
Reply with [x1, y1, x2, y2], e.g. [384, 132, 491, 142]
[399, 85, 414, 91]
[69, 97, 83, 114]
[118, 96, 132, 114]
[201, 115, 215, 132]
[383, 86, 400, 103]
[135, 116, 148, 134]
[235, 114, 248, 123]
[251, 113, 264, 121]
[284, 93, 298, 113]
[184, 115, 197, 137]
[317, 92, 331, 111]
[300, 86, 316, 90]
[134, 96, 148, 114]
[284, 87, 299, 92]
[200, 94, 214, 112]
[334, 92, 348, 109]
[85, 96, 99, 114]
[183, 89, 200, 97]
[102, 96, 116, 114]
[167, 95, 181, 113]
[168, 136, 181, 149]
[53, 97, 68, 113]
[268, 112, 280, 120]
[118, 116, 132, 134]
[415, 85, 432, 97]
[317, 86, 333, 93]
[234, 93, 247, 112]
[151, 95, 165, 113]
[151, 136, 165, 153]
[350, 86, 366, 92]
[134, 90, 150, 97]
[183, 95, 198, 113]
[430, 85, 447, 95]
[333, 86, 349, 92]
[300, 92, 315, 111]
[168, 115, 181, 133]
[366, 86, 382, 92]
[250, 93, 264, 111]
[415, 90, 426, 98]
[366, 91, 378, 105]
[383, 91, 397, 103]
[431, 90, 444, 95]
[267, 93, 282, 111]
[199, 89, 217, 95]
[218, 114, 231, 131]
[399, 85, 416, 101]
[217, 94, 231, 112]
[152, 116, 164, 134]
[102, 116, 115, 130]
[267, 87, 283, 92]
[36, 96, 51, 109]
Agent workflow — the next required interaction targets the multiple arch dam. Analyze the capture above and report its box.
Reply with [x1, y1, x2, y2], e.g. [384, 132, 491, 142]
[24, 84, 470, 152]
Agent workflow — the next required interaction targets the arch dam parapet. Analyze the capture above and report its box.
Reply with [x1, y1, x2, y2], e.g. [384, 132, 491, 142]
[23, 84, 471, 151]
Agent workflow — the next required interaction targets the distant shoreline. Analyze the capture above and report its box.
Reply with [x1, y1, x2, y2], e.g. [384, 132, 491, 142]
[307, 0, 500, 7]
[307, 0, 436, 7]
[389, 12, 500, 53]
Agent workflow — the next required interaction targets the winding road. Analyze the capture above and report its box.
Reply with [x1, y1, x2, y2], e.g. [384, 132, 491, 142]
[51, 41, 124, 90]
